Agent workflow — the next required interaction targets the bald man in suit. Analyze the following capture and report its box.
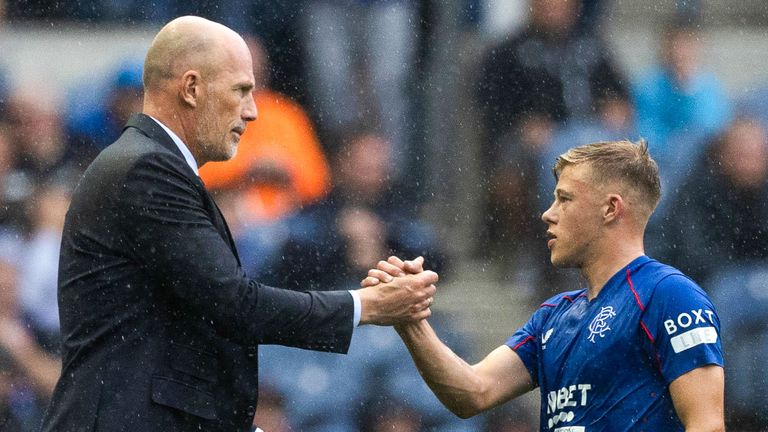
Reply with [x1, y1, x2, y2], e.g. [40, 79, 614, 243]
[41, 16, 437, 432]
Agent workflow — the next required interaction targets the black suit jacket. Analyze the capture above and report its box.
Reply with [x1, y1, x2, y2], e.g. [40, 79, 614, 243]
[41, 113, 354, 432]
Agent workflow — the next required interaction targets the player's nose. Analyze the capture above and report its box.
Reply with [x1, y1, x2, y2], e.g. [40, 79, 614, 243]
[542, 203, 556, 224]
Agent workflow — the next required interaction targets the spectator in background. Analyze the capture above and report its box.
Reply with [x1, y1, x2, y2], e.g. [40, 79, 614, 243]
[0, 353, 28, 432]
[633, 19, 730, 166]
[6, 0, 179, 23]
[0, 123, 30, 235]
[358, 396, 423, 432]
[661, 118, 768, 283]
[252, 384, 294, 432]
[483, 117, 552, 287]
[0, 258, 60, 432]
[269, 130, 445, 291]
[576, 0, 606, 35]
[477, 0, 627, 169]
[708, 263, 768, 431]
[17, 173, 74, 352]
[5, 91, 71, 179]
[734, 78, 768, 135]
[222, 1, 308, 103]
[694, 119, 768, 430]
[0, 68, 9, 120]
[300, 0, 418, 179]
[65, 61, 144, 165]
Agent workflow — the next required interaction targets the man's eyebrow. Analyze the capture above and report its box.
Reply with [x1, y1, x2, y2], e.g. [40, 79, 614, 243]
[234, 82, 254, 91]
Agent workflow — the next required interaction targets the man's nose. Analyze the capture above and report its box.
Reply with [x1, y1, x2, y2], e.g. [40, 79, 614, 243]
[243, 97, 257, 122]
[541, 205, 555, 224]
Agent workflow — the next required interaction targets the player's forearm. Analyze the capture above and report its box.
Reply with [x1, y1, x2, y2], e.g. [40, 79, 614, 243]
[680, 406, 724, 432]
[395, 320, 489, 418]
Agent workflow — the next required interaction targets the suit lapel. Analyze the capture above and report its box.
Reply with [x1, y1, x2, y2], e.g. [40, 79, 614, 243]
[209, 198, 241, 267]
[124, 113, 242, 266]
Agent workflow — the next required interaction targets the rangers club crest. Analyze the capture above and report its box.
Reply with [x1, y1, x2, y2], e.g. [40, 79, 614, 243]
[588, 306, 617, 343]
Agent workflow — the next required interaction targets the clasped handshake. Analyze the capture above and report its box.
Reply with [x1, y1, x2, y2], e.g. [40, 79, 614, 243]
[355, 256, 438, 326]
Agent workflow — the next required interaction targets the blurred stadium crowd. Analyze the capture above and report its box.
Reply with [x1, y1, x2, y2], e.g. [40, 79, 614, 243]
[1, 0, 768, 431]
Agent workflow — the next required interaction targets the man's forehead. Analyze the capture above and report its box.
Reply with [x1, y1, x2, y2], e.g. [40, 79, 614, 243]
[556, 164, 594, 189]
[220, 40, 248, 63]
[558, 163, 632, 201]
[217, 46, 255, 80]
[559, 163, 594, 177]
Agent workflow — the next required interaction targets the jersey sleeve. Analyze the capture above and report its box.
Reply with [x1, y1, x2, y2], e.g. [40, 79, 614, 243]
[641, 274, 724, 383]
[505, 305, 550, 385]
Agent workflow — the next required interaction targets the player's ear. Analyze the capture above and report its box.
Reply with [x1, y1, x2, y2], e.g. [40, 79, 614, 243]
[603, 194, 623, 224]
[180, 70, 201, 108]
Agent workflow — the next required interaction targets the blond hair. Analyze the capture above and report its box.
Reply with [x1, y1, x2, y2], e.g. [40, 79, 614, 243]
[553, 140, 661, 216]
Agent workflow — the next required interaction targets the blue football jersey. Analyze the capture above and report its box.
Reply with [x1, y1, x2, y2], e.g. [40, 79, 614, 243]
[506, 256, 723, 431]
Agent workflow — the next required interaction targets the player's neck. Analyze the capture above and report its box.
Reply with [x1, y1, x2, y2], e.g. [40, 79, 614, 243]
[582, 239, 645, 300]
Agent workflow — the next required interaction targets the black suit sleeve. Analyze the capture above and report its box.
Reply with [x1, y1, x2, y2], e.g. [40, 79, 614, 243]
[118, 152, 353, 352]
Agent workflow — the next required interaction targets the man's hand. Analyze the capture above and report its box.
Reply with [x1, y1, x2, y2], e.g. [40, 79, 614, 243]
[356, 257, 436, 326]
[361, 256, 425, 288]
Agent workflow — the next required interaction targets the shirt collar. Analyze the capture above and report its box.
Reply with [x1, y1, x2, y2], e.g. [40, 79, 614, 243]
[148, 116, 199, 175]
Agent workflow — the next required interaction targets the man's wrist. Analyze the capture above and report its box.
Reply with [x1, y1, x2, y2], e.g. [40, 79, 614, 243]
[348, 290, 362, 327]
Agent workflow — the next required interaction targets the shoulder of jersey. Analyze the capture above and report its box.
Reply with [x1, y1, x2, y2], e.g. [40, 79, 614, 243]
[539, 289, 587, 309]
[631, 258, 701, 299]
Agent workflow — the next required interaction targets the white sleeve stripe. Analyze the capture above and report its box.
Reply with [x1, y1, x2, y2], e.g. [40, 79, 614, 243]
[670, 327, 718, 353]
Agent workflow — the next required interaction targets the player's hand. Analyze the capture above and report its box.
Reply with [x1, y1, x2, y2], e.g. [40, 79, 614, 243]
[356, 270, 438, 325]
[361, 256, 425, 287]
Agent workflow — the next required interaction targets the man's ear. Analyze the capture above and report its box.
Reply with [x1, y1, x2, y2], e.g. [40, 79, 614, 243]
[603, 194, 624, 224]
[180, 70, 201, 108]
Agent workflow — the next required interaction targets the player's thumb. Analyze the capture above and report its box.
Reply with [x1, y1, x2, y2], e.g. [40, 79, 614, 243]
[412, 270, 438, 286]
[404, 256, 425, 274]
